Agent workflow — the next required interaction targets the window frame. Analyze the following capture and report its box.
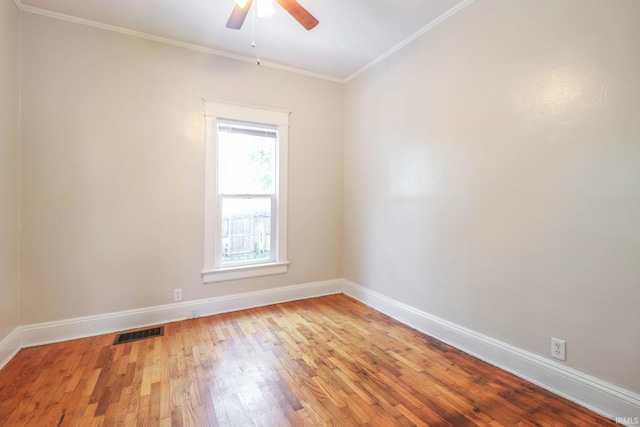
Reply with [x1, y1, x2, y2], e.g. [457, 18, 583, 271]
[202, 100, 289, 283]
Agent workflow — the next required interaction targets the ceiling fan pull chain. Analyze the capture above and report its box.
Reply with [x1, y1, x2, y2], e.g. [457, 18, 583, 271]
[251, 5, 261, 65]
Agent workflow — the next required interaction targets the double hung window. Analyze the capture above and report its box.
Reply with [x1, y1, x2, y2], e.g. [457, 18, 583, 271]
[203, 101, 289, 283]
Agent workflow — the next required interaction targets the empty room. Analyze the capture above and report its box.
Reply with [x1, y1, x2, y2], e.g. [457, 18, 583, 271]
[1, 0, 639, 425]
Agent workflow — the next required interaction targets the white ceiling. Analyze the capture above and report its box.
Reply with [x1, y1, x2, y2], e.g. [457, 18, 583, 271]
[16, 0, 473, 82]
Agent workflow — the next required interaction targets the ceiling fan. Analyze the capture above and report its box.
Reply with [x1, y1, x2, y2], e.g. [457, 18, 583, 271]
[226, 0, 319, 31]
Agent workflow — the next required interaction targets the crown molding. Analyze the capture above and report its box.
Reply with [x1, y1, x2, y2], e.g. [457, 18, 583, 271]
[14, 0, 477, 85]
[345, 0, 476, 83]
[12, 0, 344, 84]
[14, 0, 476, 84]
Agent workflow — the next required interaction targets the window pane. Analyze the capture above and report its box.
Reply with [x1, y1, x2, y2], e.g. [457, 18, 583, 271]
[218, 125, 275, 194]
[221, 198, 271, 264]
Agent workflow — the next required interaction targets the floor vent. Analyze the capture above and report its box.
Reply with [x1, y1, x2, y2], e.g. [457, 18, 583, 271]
[113, 326, 164, 345]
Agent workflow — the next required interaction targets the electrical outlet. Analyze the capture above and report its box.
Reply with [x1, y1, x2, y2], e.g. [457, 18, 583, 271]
[551, 338, 566, 361]
[173, 288, 182, 302]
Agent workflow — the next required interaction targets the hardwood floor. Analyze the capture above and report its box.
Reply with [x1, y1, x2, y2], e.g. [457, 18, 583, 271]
[0, 294, 616, 426]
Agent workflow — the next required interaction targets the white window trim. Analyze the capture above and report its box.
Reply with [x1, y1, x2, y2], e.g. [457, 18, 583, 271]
[202, 100, 289, 283]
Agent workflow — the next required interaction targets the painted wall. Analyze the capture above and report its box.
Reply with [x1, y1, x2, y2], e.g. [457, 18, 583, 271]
[20, 13, 344, 324]
[344, 0, 640, 393]
[0, 0, 21, 341]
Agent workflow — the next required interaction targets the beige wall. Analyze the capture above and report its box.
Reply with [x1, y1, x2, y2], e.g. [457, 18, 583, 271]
[344, 0, 640, 393]
[9, 0, 639, 402]
[0, 0, 21, 341]
[20, 13, 344, 324]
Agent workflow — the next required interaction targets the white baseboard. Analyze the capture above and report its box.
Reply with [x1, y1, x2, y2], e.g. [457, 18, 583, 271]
[1, 279, 342, 367]
[0, 328, 21, 371]
[342, 279, 640, 425]
[3, 277, 638, 425]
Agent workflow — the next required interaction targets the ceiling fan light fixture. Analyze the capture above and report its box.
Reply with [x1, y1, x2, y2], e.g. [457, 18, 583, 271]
[257, 0, 276, 18]
[226, 0, 318, 31]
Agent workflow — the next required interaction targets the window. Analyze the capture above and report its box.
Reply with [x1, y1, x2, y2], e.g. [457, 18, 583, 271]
[203, 101, 289, 283]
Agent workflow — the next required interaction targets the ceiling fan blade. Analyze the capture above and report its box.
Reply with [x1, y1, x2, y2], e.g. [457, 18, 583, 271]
[275, 0, 319, 30]
[226, 0, 253, 30]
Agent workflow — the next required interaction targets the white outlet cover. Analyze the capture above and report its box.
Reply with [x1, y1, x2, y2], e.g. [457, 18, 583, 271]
[551, 338, 566, 361]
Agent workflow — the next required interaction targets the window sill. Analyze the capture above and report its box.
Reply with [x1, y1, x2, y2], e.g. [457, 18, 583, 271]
[202, 261, 289, 284]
